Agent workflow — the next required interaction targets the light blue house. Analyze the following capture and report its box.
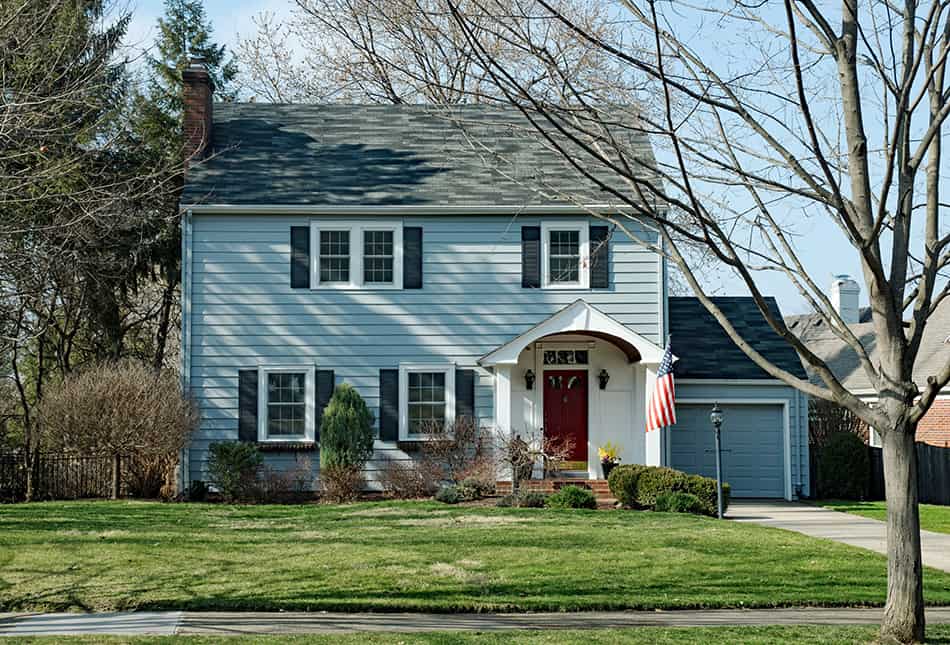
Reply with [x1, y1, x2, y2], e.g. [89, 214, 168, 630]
[179, 60, 809, 499]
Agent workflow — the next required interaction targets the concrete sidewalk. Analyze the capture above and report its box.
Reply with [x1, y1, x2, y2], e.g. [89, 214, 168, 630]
[728, 501, 950, 573]
[3, 608, 950, 636]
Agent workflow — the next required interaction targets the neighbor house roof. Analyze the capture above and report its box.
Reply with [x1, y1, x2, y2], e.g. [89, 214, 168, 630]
[786, 301, 950, 393]
[669, 297, 807, 380]
[181, 103, 657, 207]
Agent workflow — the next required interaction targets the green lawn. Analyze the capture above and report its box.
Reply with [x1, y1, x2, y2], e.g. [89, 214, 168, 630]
[3, 501, 950, 613]
[821, 500, 950, 535]
[9, 626, 950, 645]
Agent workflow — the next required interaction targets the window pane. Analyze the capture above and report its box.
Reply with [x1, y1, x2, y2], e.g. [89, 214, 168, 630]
[266, 372, 307, 437]
[320, 230, 350, 283]
[549, 230, 580, 283]
[407, 371, 447, 434]
[363, 230, 394, 284]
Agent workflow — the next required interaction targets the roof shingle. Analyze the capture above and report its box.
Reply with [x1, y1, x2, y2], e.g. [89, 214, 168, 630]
[181, 103, 657, 207]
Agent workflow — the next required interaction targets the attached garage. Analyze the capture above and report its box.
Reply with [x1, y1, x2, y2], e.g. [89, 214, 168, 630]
[670, 402, 789, 498]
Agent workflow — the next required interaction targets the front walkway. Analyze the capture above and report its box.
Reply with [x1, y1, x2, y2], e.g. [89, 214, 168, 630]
[4, 608, 950, 636]
[729, 500, 950, 573]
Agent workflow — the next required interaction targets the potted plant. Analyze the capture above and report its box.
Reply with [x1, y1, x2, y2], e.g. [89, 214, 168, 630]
[598, 442, 622, 479]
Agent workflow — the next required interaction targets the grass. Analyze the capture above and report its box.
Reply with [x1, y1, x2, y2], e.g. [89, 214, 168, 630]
[820, 500, 950, 535]
[8, 626, 950, 645]
[3, 500, 950, 613]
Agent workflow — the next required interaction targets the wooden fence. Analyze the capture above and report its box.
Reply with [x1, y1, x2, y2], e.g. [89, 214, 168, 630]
[0, 452, 118, 502]
[809, 443, 950, 504]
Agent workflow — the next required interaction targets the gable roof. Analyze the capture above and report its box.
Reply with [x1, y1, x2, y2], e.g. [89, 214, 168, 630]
[669, 297, 806, 380]
[786, 301, 950, 392]
[478, 299, 666, 367]
[181, 103, 657, 208]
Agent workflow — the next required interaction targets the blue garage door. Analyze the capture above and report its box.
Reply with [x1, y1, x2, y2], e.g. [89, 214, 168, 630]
[670, 403, 786, 498]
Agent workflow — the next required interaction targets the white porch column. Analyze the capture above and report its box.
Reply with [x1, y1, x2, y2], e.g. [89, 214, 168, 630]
[643, 363, 663, 466]
[494, 365, 513, 481]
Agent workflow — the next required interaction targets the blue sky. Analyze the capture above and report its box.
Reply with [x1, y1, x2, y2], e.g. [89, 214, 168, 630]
[123, 0, 866, 316]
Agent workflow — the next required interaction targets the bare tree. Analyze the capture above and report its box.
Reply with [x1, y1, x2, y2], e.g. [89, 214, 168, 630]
[400, 1, 950, 641]
[237, 0, 626, 104]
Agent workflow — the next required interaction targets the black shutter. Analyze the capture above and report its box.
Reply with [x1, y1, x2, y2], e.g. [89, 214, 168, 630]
[315, 369, 335, 441]
[238, 370, 259, 442]
[290, 226, 310, 288]
[456, 369, 476, 421]
[379, 369, 399, 441]
[404, 227, 423, 289]
[590, 225, 610, 289]
[522, 226, 541, 288]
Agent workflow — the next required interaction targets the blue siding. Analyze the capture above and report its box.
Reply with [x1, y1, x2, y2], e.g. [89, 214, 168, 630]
[185, 214, 661, 481]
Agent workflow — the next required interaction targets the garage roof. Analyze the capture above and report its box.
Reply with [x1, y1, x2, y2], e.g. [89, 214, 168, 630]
[669, 297, 807, 380]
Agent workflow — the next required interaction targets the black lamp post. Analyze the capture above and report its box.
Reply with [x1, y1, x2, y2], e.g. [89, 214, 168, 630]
[710, 403, 724, 519]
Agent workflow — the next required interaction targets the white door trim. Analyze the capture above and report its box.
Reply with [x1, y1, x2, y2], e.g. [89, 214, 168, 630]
[676, 398, 792, 501]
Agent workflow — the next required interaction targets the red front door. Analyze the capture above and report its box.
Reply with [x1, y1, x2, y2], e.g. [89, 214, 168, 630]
[543, 369, 588, 466]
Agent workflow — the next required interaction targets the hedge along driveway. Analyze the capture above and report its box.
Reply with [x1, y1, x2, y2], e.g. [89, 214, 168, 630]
[3, 501, 950, 613]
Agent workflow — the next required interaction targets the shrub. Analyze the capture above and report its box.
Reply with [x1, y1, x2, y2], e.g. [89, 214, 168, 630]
[607, 464, 649, 507]
[35, 360, 199, 498]
[655, 491, 705, 514]
[545, 485, 597, 509]
[378, 459, 440, 499]
[818, 431, 869, 499]
[435, 484, 462, 504]
[634, 466, 690, 508]
[458, 477, 494, 501]
[319, 384, 375, 470]
[256, 457, 313, 503]
[683, 474, 730, 515]
[419, 416, 495, 485]
[188, 479, 208, 502]
[495, 490, 548, 508]
[608, 464, 727, 516]
[321, 464, 363, 503]
[208, 441, 263, 502]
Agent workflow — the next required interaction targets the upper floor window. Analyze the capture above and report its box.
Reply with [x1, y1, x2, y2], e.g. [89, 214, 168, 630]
[541, 222, 589, 289]
[310, 222, 403, 289]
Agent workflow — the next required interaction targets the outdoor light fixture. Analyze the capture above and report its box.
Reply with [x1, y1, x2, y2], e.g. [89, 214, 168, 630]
[710, 402, 725, 520]
[524, 369, 535, 390]
[598, 369, 610, 390]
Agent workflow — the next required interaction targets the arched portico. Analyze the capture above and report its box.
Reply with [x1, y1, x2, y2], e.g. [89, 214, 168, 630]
[479, 300, 668, 478]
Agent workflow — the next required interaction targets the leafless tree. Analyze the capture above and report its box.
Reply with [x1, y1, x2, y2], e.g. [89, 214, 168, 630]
[396, 1, 950, 640]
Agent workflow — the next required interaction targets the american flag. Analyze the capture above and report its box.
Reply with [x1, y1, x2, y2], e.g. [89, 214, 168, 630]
[646, 342, 676, 432]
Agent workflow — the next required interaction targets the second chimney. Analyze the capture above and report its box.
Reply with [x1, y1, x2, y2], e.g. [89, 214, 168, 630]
[182, 57, 213, 165]
[831, 274, 860, 324]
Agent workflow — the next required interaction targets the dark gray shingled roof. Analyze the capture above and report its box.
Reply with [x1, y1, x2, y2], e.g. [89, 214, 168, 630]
[181, 103, 657, 206]
[669, 297, 807, 380]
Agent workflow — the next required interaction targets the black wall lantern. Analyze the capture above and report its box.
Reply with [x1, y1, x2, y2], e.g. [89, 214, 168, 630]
[524, 369, 535, 390]
[598, 369, 610, 390]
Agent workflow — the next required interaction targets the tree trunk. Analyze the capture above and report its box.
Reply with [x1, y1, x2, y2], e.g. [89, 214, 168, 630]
[111, 453, 122, 500]
[880, 425, 925, 643]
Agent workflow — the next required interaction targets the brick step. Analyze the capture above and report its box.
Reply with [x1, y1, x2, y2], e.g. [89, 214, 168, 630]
[496, 480, 614, 502]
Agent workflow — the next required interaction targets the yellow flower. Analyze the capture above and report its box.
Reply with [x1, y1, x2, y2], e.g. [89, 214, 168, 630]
[598, 441, 621, 461]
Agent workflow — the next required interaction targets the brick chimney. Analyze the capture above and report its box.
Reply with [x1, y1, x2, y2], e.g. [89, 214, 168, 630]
[182, 57, 213, 165]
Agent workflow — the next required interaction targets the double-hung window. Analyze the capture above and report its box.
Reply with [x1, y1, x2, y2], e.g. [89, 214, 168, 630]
[311, 222, 402, 289]
[398, 364, 455, 440]
[541, 222, 589, 289]
[258, 366, 316, 442]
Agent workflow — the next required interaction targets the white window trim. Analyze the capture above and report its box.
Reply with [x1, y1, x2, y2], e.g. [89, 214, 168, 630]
[257, 365, 316, 443]
[541, 221, 590, 289]
[398, 363, 456, 441]
[310, 221, 403, 290]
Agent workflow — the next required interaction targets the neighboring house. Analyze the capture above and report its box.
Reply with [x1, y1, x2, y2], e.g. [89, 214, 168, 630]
[178, 59, 810, 499]
[787, 275, 950, 447]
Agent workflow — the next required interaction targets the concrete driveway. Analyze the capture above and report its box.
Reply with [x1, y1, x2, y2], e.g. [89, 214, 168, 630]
[729, 500, 950, 573]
